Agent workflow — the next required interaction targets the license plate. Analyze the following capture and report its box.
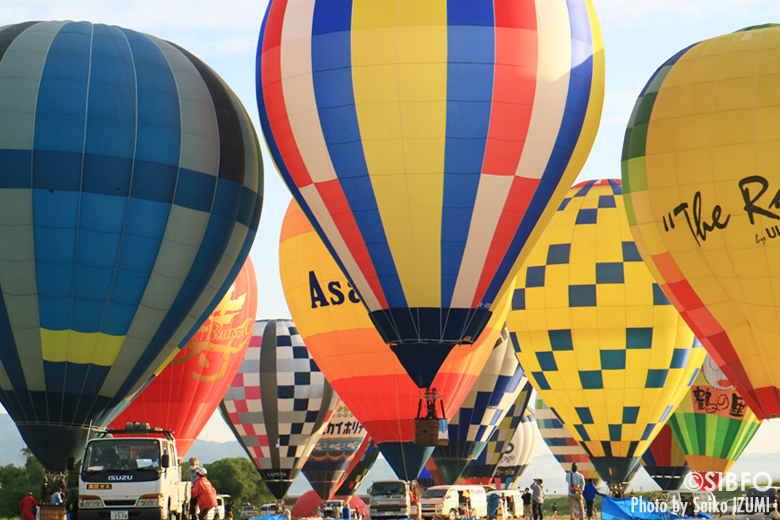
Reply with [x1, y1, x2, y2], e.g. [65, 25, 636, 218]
[111, 511, 128, 520]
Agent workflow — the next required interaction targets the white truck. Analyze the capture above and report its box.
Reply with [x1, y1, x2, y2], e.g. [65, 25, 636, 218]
[368, 480, 416, 519]
[79, 423, 191, 520]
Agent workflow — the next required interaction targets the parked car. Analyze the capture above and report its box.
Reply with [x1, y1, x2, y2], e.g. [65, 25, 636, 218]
[241, 503, 258, 520]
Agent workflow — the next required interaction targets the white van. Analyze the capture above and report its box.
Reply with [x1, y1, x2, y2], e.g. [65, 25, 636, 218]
[486, 490, 523, 518]
[648, 490, 716, 516]
[420, 485, 488, 519]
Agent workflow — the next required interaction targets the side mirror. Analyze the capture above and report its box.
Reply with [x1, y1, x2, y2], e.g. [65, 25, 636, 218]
[67, 457, 75, 471]
[367, 487, 372, 495]
[161, 454, 170, 468]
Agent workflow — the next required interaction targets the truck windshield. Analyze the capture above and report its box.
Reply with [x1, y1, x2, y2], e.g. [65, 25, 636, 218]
[371, 482, 406, 495]
[422, 489, 448, 498]
[84, 439, 161, 471]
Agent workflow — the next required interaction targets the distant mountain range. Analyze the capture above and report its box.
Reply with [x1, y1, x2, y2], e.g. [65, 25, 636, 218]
[0, 413, 776, 496]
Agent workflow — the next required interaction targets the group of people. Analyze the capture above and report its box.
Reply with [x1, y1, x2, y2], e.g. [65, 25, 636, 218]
[20, 485, 80, 520]
[566, 464, 601, 520]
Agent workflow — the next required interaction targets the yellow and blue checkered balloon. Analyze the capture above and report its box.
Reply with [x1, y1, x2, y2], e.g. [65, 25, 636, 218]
[507, 179, 706, 485]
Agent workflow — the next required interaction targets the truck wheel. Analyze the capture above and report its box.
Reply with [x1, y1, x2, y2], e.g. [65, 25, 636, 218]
[449, 510, 458, 520]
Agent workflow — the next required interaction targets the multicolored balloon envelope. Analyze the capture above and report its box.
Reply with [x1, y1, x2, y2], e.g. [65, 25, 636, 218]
[621, 23, 780, 420]
[220, 319, 336, 499]
[432, 329, 528, 484]
[258, 0, 605, 389]
[110, 258, 258, 456]
[333, 436, 381, 499]
[0, 21, 263, 470]
[508, 180, 707, 485]
[302, 399, 367, 501]
[459, 382, 534, 485]
[640, 423, 689, 491]
[493, 407, 541, 490]
[279, 200, 511, 480]
[667, 355, 760, 476]
[535, 398, 600, 482]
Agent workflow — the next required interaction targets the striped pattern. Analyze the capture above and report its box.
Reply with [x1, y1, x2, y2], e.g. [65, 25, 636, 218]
[0, 21, 263, 471]
[110, 259, 258, 458]
[221, 320, 336, 500]
[494, 408, 541, 490]
[507, 180, 706, 484]
[279, 199, 511, 480]
[302, 399, 367, 501]
[640, 423, 689, 491]
[621, 24, 780, 421]
[258, 0, 605, 388]
[667, 354, 760, 475]
[535, 398, 600, 482]
[432, 327, 528, 484]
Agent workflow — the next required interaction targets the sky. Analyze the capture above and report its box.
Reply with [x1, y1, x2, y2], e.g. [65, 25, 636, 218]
[3, 0, 780, 492]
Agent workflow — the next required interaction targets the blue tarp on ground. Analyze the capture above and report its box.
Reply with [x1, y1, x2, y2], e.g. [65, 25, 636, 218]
[601, 496, 714, 520]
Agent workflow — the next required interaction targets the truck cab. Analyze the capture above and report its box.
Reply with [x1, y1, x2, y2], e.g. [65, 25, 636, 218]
[368, 480, 414, 520]
[79, 424, 191, 520]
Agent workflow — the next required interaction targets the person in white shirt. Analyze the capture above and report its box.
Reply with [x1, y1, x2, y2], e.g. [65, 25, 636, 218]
[566, 463, 586, 520]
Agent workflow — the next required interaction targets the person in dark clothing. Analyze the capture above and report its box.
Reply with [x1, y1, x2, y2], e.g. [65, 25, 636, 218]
[522, 489, 532, 519]
[583, 479, 602, 520]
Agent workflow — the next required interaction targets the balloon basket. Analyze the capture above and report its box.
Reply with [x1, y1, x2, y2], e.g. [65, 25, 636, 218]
[414, 418, 448, 446]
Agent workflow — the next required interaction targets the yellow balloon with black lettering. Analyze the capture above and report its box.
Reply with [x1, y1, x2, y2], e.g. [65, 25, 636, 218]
[507, 179, 706, 486]
[622, 23, 780, 420]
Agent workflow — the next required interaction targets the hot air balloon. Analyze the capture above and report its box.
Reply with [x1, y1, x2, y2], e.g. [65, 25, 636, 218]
[279, 200, 512, 479]
[220, 319, 336, 500]
[432, 329, 528, 484]
[109, 258, 258, 456]
[258, 0, 605, 400]
[302, 399, 367, 501]
[621, 23, 780, 420]
[535, 399, 601, 483]
[332, 436, 381, 499]
[459, 382, 535, 485]
[640, 424, 689, 491]
[667, 355, 760, 481]
[507, 179, 707, 488]
[0, 21, 263, 470]
[493, 408, 541, 490]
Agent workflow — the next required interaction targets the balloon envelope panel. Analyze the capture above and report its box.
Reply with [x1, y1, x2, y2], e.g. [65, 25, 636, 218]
[493, 408, 541, 490]
[0, 20, 263, 470]
[221, 320, 336, 499]
[534, 398, 600, 482]
[302, 399, 367, 501]
[621, 24, 780, 420]
[432, 329, 528, 484]
[333, 436, 381, 499]
[508, 180, 706, 484]
[279, 199, 512, 480]
[459, 382, 534, 485]
[667, 355, 760, 474]
[258, 0, 605, 388]
[110, 258, 258, 457]
[640, 423, 689, 491]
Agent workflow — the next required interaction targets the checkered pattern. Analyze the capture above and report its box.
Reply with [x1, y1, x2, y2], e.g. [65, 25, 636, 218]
[221, 319, 336, 489]
[446, 326, 527, 444]
[534, 398, 600, 481]
[494, 407, 540, 489]
[431, 326, 527, 478]
[460, 381, 534, 482]
[507, 180, 706, 477]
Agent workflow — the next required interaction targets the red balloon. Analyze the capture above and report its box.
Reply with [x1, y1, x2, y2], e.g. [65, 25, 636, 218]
[110, 258, 258, 455]
[292, 491, 368, 520]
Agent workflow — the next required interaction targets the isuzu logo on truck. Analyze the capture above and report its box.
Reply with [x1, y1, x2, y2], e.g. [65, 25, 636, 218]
[108, 475, 133, 481]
